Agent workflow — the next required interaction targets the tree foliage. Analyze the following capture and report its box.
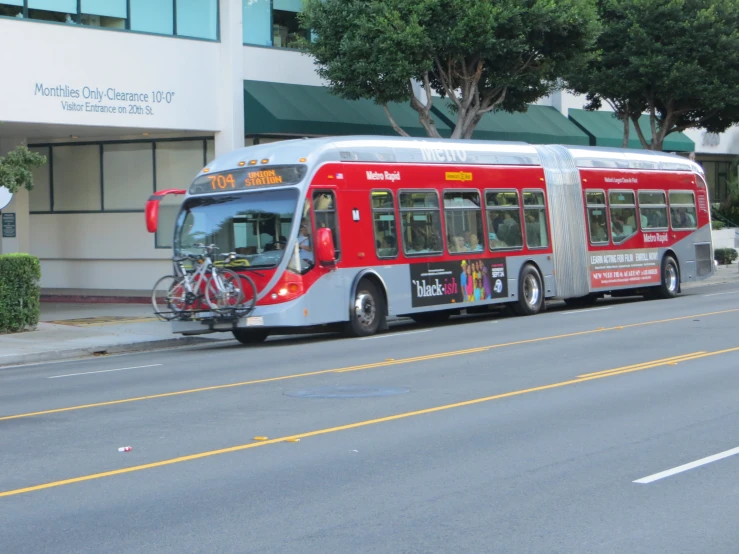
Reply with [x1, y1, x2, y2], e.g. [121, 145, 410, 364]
[0, 145, 47, 194]
[300, 0, 600, 139]
[564, 0, 739, 151]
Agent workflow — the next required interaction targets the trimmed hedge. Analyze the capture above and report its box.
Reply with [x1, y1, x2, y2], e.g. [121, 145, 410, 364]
[0, 253, 41, 334]
[714, 247, 738, 266]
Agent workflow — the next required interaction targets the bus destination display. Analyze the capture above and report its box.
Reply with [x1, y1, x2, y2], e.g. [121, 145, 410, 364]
[189, 165, 307, 195]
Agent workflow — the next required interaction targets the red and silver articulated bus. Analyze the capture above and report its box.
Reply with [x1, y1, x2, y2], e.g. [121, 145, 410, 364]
[145, 136, 714, 344]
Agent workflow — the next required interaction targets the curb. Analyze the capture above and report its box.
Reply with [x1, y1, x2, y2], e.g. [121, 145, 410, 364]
[0, 336, 231, 369]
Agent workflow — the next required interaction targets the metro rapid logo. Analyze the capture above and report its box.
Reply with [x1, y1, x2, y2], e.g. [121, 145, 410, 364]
[644, 233, 669, 244]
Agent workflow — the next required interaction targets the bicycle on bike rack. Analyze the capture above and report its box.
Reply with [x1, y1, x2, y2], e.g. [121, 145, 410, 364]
[151, 243, 257, 321]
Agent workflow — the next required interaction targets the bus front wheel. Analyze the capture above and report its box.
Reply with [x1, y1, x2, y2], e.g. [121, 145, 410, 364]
[513, 265, 544, 316]
[345, 280, 386, 337]
[232, 329, 269, 345]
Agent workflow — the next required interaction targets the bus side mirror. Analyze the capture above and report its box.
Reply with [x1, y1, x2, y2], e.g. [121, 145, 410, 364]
[145, 189, 186, 233]
[145, 198, 160, 233]
[315, 227, 336, 266]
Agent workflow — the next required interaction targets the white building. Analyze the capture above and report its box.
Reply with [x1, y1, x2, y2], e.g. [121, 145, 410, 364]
[0, 0, 733, 293]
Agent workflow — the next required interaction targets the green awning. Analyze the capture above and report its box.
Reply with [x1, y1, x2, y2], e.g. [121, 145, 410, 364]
[568, 109, 695, 152]
[430, 101, 590, 145]
[244, 80, 452, 138]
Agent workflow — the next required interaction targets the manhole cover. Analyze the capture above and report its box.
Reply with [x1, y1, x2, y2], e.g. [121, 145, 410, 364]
[284, 385, 410, 399]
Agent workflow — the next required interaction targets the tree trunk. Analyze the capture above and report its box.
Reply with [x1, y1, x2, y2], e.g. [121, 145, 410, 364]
[621, 103, 630, 148]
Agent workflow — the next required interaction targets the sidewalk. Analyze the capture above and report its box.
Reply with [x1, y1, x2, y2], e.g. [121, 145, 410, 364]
[0, 302, 233, 368]
[1, 264, 737, 368]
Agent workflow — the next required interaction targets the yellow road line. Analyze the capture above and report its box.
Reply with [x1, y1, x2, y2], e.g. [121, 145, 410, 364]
[3, 345, 737, 498]
[2, 307, 738, 422]
[578, 353, 704, 378]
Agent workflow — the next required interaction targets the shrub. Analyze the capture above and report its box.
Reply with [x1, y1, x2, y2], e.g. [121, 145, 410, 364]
[714, 247, 738, 266]
[0, 253, 41, 333]
[712, 220, 726, 230]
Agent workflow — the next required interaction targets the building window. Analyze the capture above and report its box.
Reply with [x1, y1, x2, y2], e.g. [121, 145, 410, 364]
[444, 190, 484, 253]
[52, 145, 102, 212]
[0, 2, 23, 18]
[80, 0, 126, 29]
[608, 190, 637, 244]
[103, 143, 154, 211]
[176, 0, 217, 40]
[243, 0, 271, 46]
[669, 191, 697, 230]
[244, 0, 308, 48]
[485, 190, 522, 250]
[399, 191, 442, 255]
[2, 1, 218, 40]
[28, 146, 51, 212]
[28, 0, 77, 23]
[585, 190, 609, 245]
[371, 190, 398, 259]
[155, 140, 206, 248]
[129, 0, 173, 34]
[638, 191, 668, 230]
[29, 138, 213, 247]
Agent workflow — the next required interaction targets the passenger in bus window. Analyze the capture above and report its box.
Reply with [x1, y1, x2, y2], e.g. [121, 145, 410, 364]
[469, 233, 483, 251]
[591, 217, 608, 242]
[525, 213, 541, 245]
[452, 235, 466, 252]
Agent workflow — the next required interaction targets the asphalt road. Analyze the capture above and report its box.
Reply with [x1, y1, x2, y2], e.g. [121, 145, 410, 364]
[2, 282, 739, 553]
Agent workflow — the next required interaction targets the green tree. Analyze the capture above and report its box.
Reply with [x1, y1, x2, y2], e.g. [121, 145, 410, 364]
[300, 0, 600, 139]
[0, 145, 47, 194]
[564, 0, 739, 151]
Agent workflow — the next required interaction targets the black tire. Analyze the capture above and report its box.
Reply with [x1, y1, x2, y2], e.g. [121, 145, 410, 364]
[344, 280, 386, 337]
[513, 264, 544, 316]
[206, 269, 244, 313]
[232, 329, 269, 345]
[234, 274, 258, 315]
[655, 255, 680, 299]
[152, 275, 187, 321]
[563, 294, 598, 308]
[410, 311, 451, 324]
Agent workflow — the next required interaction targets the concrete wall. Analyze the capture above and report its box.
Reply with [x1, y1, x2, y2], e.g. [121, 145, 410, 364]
[712, 228, 739, 251]
[0, 18, 220, 132]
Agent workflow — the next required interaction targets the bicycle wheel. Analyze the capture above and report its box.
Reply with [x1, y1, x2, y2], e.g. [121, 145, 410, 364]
[205, 269, 244, 312]
[234, 273, 258, 315]
[152, 275, 188, 320]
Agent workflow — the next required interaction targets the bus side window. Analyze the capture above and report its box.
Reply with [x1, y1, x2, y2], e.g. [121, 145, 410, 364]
[485, 190, 522, 249]
[399, 191, 442, 255]
[638, 191, 668, 230]
[523, 190, 549, 248]
[371, 190, 398, 258]
[313, 190, 340, 258]
[608, 191, 637, 244]
[669, 191, 697, 229]
[443, 190, 484, 253]
[585, 190, 609, 245]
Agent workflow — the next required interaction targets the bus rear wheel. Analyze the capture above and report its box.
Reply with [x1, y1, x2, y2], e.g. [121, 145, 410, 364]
[232, 329, 269, 345]
[655, 255, 680, 299]
[513, 265, 544, 316]
[345, 280, 385, 337]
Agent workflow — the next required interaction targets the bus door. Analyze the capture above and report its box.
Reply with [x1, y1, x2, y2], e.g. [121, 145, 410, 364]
[302, 188, 346, 323]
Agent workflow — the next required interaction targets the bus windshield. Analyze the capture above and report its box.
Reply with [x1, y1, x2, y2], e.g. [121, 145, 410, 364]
[175, 189, 299, 269]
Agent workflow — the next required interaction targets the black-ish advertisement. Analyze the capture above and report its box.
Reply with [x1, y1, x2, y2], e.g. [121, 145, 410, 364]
[410, 257, 507, 308]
